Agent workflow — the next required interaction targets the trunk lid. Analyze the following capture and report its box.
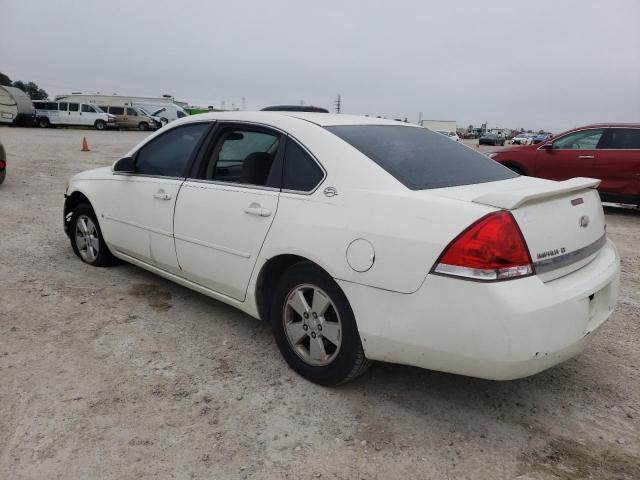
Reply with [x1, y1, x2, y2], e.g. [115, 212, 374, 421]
[432, 176, 607, 282]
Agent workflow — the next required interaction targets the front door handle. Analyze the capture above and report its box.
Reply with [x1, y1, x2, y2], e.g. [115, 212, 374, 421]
[244, 203, 272, 217]
[153, 190, 172, 200]
[578, 155, 595, 159]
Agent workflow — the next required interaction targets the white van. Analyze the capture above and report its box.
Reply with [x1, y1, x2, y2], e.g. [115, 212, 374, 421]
[33, 101, 116, 130]
[134, 103, 188, 125]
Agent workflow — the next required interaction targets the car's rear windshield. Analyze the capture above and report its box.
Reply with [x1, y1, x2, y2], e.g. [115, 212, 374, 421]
[325, 125, 517, 190]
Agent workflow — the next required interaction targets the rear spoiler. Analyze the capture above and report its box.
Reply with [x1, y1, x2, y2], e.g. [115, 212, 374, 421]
[472, 177, 601, 210]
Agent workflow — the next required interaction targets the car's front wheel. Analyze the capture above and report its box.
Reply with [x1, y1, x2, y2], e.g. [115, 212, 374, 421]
[138, 122, 149, 131]
[94, 120, 106, 130]
[70, 202, 117, 267]
[271, 263, 371, 385]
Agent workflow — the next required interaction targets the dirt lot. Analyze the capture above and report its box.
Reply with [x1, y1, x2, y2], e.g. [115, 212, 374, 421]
[1, 127, 638, 480]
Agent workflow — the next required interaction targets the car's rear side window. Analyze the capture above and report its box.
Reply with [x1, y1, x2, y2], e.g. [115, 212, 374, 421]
[325, 125, 517, 190]
[282, 139, 324, 192]
[605, 128, 640, 149]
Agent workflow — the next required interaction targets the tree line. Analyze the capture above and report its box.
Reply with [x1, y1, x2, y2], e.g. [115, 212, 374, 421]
[0, 71, 48, 100]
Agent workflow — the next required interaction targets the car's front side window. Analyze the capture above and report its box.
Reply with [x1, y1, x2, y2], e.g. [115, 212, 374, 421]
[199, 128, 281, 187]
[134, 123, 210, 177]
[127, 108, 137, 116]
[81, 104, 95, 113]
[552, 129, 604, 149]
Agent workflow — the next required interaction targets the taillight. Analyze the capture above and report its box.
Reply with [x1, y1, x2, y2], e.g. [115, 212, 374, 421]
[433, 211, 533, 281]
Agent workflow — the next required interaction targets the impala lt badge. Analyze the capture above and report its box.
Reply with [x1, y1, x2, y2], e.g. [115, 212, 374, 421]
[579, 215, 590, 228]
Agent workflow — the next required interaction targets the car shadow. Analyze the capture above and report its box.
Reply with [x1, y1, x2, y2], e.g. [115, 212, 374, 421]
[603, 203, 640, 217]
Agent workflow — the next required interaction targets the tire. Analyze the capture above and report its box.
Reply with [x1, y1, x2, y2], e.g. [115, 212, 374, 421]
[0, 168, 5, 185]
[69, 202, 118, 267]
[38, 117, 50, 128]
[94, 120, 106, 131]
[270, 262, 372, 385]
[506, 164, 525, 175]
[138, 122, 149, 131]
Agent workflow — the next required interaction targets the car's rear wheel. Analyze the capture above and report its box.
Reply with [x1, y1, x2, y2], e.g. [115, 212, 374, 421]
[270, 263, 371, 385]
[94, 120, 106, 131]
[38, 117, 50, 128]
[70, 203, 117, 267]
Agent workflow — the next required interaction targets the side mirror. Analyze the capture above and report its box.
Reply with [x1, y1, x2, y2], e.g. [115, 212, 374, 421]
[539, 142, 553, 150]
[113, 156, 135, 173]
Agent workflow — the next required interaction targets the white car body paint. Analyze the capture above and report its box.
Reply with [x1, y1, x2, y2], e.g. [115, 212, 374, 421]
[65, 111, 620, 380]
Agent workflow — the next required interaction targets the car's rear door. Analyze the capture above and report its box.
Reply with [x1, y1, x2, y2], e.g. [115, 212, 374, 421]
[100, 122, 211, 273]
[535, 128, 605, 181]
[590, 127, 640, 203]
[173, 123, 283, 301]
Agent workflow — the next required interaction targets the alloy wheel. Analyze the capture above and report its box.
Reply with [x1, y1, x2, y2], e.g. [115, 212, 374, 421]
[282, 284, 342, 366]
[75, 214, 100, 263]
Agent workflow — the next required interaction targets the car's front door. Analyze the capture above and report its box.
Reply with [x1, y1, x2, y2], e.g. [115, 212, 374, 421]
[100, 122, 211, 273]
[80, 103, 99, 125]
[535, 128, 605, 181]
[174, 124, 283, 301]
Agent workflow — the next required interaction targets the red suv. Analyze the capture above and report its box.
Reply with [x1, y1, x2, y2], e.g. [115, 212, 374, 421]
[489, 124, 640, 206]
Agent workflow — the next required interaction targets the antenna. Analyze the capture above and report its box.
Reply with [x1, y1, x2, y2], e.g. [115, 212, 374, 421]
[334, 94, 341, 114]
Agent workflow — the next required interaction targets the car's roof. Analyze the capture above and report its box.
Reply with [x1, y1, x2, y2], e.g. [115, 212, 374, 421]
[580, 123, 640, 128]
[178, 110, 412, 128]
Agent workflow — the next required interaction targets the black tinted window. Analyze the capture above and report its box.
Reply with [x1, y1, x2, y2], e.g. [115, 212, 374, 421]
[283, 140, 324, 191]
[110, 106, 124, 115]
[69, 103, 79, 112]
[136, 123, 209, 177]
[201, 128, 280, 186]
[326, 125, 517, 190]
[58, 102, 68, 111]
[127, 107, 137, 116]
[606, 128, 640, 149]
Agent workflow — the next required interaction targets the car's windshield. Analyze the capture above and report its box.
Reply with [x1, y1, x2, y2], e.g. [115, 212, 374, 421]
[326, 125, 517, 190]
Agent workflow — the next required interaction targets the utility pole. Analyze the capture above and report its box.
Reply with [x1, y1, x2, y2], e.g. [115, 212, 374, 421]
[334, 94, 341, 114]
[241, 97, 246, 110]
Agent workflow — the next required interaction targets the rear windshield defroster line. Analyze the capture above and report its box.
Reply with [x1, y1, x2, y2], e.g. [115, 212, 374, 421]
[325, 125, 517, 190]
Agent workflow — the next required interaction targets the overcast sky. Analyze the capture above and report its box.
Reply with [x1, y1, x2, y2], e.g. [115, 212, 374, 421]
[1, 0, 638, 131]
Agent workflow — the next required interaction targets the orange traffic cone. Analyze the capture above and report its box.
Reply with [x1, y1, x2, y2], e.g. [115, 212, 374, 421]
[81, 137, 90, 152]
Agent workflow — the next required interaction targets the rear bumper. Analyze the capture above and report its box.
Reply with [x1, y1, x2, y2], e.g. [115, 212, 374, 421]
[338, 238, 620, 380]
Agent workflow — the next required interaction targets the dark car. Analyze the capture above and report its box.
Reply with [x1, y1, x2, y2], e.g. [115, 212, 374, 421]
[489, 124, 640, 206]
[0, 140, 5, 185]
[479, 133, 505, 146]
[261, 105, 330, 113]
[533, 133, 552, 144]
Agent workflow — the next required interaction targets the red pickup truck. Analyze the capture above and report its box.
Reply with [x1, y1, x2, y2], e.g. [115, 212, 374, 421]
[489, 124, 640, 206]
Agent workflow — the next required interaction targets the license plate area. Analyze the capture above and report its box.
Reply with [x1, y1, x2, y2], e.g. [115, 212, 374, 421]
[586, 282, 614, 333]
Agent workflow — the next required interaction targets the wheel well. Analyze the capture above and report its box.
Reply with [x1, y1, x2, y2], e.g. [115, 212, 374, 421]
[64, 191, 92, 235]
[255, 254, 331, 322]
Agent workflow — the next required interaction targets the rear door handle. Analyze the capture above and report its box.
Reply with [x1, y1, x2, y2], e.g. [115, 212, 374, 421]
[153, 190, 172, 200]
[578, 155, 595, 159]
[244, 203, 272, 217]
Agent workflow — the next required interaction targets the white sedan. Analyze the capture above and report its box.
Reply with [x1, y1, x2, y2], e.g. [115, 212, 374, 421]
[436, 129, 460, 141]
[511, 133, 533, 145]
[64, 112, 620, 385]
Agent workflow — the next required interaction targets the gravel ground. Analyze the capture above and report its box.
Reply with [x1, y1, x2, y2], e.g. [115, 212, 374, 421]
[1, 126, 638, 480]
